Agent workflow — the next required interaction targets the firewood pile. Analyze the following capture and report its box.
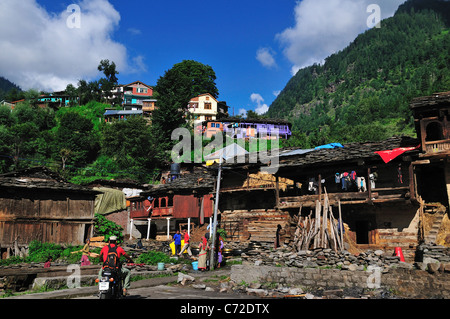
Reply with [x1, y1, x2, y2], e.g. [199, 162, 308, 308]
[293, 190, 344, 252]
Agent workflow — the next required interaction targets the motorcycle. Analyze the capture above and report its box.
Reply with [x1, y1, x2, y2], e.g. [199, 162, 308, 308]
[97, 267, 123, 299]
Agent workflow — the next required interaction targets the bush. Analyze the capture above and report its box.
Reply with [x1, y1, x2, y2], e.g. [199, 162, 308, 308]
[136, 251, 177, 265]
[94, 213, 124, 242]
[28, 241, 64, 263]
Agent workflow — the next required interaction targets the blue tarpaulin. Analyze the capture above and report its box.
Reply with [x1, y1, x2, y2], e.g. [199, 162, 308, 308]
[315, 143, 344, 150]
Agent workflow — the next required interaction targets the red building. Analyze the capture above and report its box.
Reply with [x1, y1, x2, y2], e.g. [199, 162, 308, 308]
[129, 167, 216, 240]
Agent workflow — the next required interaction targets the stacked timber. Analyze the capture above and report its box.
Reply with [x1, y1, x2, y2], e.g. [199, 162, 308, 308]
[221, 209, 291, 243]
[89, 236, 107, 249]
[293, 190, 344, 252]
[248, 220, 289, 243]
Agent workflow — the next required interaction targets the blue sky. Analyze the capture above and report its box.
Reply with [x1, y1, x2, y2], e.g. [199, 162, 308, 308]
[0, 0, 406, 115]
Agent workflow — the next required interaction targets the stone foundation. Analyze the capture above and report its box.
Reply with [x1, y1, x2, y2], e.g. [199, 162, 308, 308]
[231, 264, 450, 299]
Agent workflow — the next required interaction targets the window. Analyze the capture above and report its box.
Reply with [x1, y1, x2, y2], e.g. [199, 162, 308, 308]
[425, 122, 444, 141]
[204, 102, 212, 110]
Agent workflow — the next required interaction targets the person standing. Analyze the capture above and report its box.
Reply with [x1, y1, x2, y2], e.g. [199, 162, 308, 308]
[81, 239, 91, 266]
[217, 236, 224, 268]
[274, 224, 283, 249]
[198, 236, 209, 271]
[179, 229, 192, 258]
[173, 230, 182, 256]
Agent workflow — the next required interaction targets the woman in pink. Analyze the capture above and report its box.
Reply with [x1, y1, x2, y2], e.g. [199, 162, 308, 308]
[80, 239, 91, 266]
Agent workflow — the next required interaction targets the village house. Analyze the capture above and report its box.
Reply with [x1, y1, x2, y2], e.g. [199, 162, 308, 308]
[188, 93, 229, 126]
[0, 167, 100, 258]
[35, 92, 76, 108]
[135, 91, 450, 263]
[86, 178, 145, 237]
[108, 81, 157, 121]
[128, 165, 216, 240]
[111, 81, 154, 109]
[215, 91, 450, 261]
[200, 117, 292, 140]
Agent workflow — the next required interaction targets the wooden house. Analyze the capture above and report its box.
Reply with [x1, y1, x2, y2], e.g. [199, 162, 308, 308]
[218, 136, 429, 260]
[0, 167, 100, 258]
[129, 166, 216, 240]
[410, 92, 450, 208]
[86, 178, 145, 237]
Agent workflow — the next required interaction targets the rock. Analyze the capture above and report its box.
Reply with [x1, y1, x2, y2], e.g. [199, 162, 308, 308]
[246, 288, 268, 297]
[168, 264, 183, 272]
[348, 264, 358, 271]
[374, 250, 384, 256]
[420, 257, 438, 270]
[249, 282, 261, 289]
[441, 263, 450, 273]
[192, 284, 206, 289]
[177, 272, 195, 285]
[427, 262, 441, 274]
[288, 287, 304, 295]
[206, 287, 215, 292]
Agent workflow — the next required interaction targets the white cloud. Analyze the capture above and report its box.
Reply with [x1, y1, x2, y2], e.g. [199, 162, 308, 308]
[238, 108, 247, 117]
[0, 0, 142, 91]
[277, 0, 406, 75]
[256, 47, 277, 69]
[250, 93, 269, 115]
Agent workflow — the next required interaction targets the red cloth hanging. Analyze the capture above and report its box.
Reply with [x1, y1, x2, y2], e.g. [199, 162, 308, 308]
[375, 145, 420, 163]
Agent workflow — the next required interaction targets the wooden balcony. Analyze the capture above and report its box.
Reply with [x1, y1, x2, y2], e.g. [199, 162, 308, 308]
[278, 187, 412, 209]
[424, 139, 450, 154]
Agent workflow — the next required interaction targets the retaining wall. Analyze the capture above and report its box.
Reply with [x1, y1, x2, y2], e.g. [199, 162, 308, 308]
[230, 264, 450, 298]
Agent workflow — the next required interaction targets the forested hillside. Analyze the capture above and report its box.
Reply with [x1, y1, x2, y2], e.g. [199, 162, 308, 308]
[270, 0, 450, 148]
[0, 77, 22, 101]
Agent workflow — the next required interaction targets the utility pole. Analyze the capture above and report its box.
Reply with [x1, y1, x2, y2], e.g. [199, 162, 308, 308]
[209, 155, 223, 271]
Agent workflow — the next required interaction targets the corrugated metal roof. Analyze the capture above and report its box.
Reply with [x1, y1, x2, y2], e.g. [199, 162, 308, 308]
[104, 110, 143, 116]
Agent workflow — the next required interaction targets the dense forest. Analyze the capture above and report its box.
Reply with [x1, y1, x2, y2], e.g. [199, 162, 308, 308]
[269, 0, 450, 148]
[0, 60, 220, 184]
[0, 77, 23, 101]
[1, 0, 450, 184]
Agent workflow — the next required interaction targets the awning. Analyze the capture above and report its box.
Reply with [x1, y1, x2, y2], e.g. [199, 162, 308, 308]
[94, 187, 127, 215]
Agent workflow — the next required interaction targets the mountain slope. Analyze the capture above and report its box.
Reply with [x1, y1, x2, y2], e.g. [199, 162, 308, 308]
[0, 76, 23, 101]
[269, 0, 450, 147]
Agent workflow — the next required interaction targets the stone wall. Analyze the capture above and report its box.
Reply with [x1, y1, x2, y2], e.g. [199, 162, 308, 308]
[230, 264, 450, 299]
[416, 243, 450, 272]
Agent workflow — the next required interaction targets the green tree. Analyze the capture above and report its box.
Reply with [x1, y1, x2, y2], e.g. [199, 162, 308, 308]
[150, 60, 219, 165]
[65, 83, 79, 106]
[97, 59, 119, 104]
[55, 111, 99, 169]
[101, 117, 154, 182]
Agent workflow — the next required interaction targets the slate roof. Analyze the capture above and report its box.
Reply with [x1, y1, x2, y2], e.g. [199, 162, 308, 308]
[277, 136, 420, 169]
[141, 166, 216, 197]
[0, 167, 100, 194]
[410, 91, 450, 109]
[223, 136, 420, 172]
